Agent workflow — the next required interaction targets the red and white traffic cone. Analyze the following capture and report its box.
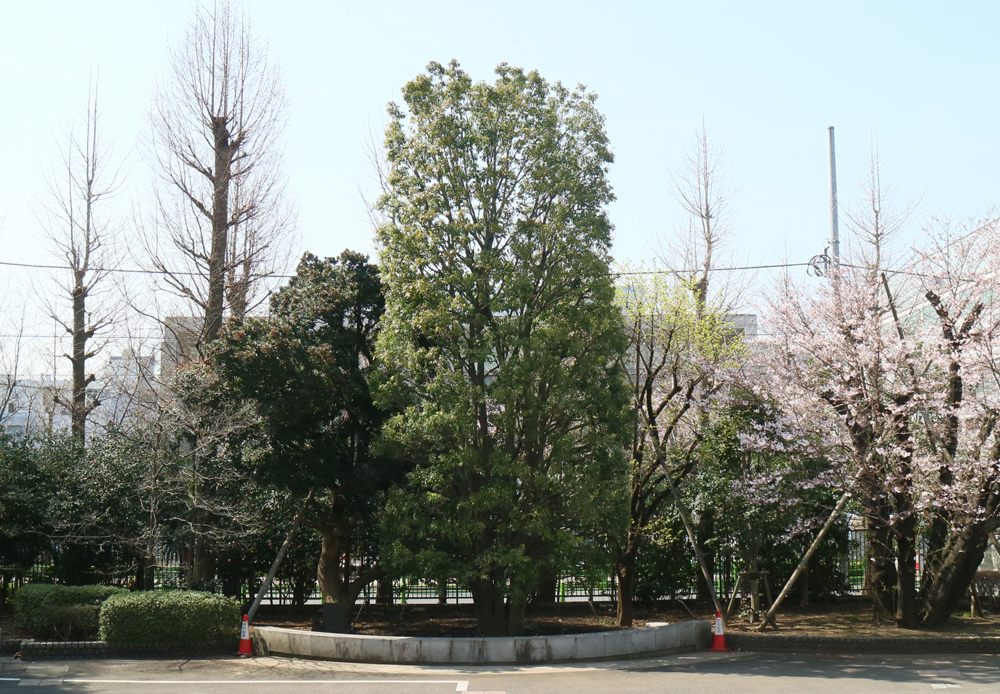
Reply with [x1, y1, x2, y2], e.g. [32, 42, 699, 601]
[707, 610, 729, 652]
[238, 614, 253, 656]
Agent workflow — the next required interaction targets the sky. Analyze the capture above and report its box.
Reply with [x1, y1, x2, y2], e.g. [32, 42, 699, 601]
[1, 0, 999, 370]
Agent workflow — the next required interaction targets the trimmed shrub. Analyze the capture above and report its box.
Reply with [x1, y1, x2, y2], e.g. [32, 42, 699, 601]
[14, 584, 126, 639]
[99, 590, 240, 645]
[36, 604, 101, 640]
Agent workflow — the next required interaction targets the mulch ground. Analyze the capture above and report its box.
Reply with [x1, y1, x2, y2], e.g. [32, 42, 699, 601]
[253, 599, 1000, 638]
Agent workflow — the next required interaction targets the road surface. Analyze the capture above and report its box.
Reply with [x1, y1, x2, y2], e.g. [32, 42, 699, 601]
[1, 651, 998, 692]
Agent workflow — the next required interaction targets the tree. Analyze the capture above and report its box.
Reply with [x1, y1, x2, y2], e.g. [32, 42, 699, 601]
[39, 81, 121, 441]
[146, 0, 293, 347]
[662, 122, 745, 311]
[610, 270, 739, 626]
[692, 391, 842, 619]
[203, 251, 394, 632]
[375, 61, 630, 637]
[762, 218, 1000, 627]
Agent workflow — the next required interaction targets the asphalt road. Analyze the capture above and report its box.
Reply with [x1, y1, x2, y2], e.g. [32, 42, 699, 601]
[1, 651, 999, 693]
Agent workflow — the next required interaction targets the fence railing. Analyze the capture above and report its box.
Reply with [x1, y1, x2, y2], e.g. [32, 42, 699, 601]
[12, 529, 965, 610]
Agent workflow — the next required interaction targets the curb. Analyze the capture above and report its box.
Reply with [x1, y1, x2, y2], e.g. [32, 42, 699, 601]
[727, 633, 1000, 654]
[253, 620, 712, 664]
[6, 638, 237, 660]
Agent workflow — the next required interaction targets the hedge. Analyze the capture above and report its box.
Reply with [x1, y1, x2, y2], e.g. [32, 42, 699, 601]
[98, 590, 241, 645]
[14, 584, 127, 639]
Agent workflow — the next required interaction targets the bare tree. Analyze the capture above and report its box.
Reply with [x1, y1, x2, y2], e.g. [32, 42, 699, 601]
[843, 139, 919, 276]
[662, 121, 741, 312]
[39, 79, 122, 441]
[145, 0, 294, 348]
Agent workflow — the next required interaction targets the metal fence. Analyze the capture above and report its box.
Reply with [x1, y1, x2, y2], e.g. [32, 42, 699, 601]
[0, 529, 893, 610]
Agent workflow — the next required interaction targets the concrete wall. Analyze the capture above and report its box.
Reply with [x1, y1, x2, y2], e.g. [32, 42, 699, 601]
[254, 620, 711, 664]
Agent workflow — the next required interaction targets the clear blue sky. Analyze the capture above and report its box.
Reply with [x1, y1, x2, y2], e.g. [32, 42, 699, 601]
[1, 0, 997, 294]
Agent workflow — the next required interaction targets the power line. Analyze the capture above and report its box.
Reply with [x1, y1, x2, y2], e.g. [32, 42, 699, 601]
[0, 256, 967, 282]
[615, 262, 812, 275]
[0, 259, 296, 279]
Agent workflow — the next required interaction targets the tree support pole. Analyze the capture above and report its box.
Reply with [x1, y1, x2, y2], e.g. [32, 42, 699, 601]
[246, 490, 314, 623]
[662, 463, 726, 625]
[757, 486, 852, 632]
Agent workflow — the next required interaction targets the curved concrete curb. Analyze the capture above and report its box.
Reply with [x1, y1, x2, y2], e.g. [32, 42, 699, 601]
[254, 619, 711, 664]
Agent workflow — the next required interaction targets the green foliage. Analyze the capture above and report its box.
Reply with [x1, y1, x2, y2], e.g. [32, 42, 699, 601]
[632, 517, 694, 603]
[691, 391, 848, 600]
[201, 251, 397, 627]
[0, 435, 58, 572]
[375, 61, 629, 634]
[205, 251, 392, 507]
[98, 590, 240, 645]
[35, 604, 101, 640]
[15, 584, 126, 638]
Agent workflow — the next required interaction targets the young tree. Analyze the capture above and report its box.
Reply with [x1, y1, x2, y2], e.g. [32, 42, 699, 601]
[39, 82, 121, 441]
[202, 251, 394, 632]
[146, 0, 293, 346]
[610, 270, 738, 626]
[375, 61, 630, 637]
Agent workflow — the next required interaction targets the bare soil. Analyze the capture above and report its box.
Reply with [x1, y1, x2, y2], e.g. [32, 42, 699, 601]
[4, 599, 998, 642]
[253, 599, 1000, 638]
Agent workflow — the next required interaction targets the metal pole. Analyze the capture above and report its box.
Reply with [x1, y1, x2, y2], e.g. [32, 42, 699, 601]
[828, 126, 840, 269]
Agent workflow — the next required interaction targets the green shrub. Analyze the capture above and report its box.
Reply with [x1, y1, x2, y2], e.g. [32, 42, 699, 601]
[36, 604, 101, 640]
[99, 591, 240, 645]
[14, 584, 126, 639]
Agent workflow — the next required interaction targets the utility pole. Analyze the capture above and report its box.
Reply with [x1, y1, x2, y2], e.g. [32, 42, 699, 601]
[828, 126, 840, 270]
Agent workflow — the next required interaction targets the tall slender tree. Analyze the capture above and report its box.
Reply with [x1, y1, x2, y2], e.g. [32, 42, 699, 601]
[40, 80, 121, 441]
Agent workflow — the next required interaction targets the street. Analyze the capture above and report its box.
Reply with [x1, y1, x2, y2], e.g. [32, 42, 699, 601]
[1, 651, 999, 693]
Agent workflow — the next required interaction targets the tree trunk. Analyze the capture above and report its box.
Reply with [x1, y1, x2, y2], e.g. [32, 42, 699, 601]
[920, 525, 991, 627]
[469, 573, 526, 636]
[866, 516, 897, 622]
[747, 556, 760, 623]
[695, 509, 715, 603]
[535, 570, 557, 604]
[70, 280, 92, 441]
[470, 576, 508, 636]
[317, 527, 351, 632]
[799, 558, 810, 607]
[204, 116, 232, 345]
[616, 554, 636, 627]
[895, 513, 919, 628]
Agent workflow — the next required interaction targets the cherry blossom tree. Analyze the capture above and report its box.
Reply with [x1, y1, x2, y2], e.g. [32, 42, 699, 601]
[760, 217, 1000, 627]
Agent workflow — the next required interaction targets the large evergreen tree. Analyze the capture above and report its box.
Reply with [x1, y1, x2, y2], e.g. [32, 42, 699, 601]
[203, 251, 393, 632]
[375, 61, 629, 636]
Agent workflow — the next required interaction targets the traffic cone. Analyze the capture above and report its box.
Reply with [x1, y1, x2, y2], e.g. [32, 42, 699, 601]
[708, 610, 729, 652]
[238, 614, 253, 656]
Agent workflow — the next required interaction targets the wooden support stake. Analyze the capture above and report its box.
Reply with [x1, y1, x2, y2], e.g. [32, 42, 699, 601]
[662, 462, 727, 625]
[246, 490, 314, 624]
[757, 487, 852, 632]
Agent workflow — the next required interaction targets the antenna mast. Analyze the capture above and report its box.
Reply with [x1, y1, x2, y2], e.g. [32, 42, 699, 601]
[828, 126, 840, 270]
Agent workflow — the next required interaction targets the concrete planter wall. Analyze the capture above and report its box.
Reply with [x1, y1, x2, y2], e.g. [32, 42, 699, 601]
[254, 619, 711, 664]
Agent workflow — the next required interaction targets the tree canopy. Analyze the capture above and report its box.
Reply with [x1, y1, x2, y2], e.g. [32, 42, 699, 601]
[375, 61, 630, 636]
